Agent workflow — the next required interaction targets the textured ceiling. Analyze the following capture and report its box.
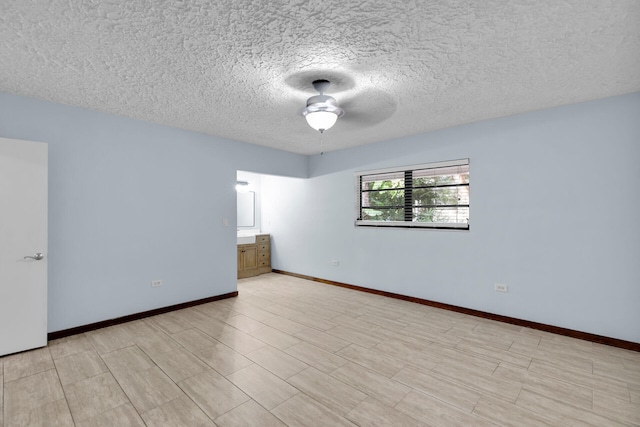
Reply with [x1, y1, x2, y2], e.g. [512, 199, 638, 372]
[1, 1, 639, 155]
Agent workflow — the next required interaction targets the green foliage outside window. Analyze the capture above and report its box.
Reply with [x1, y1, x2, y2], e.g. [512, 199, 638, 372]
[361, 178, 404, 221]
[360, 167, 469, 225]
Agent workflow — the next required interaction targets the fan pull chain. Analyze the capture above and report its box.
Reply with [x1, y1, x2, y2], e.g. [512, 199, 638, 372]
[320, 131, 324, 156]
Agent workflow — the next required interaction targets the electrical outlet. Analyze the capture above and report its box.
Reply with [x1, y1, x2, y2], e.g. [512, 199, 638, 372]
[494, 283, 508, 292]
[151, 279, 163, 288]
[331, 260, 339, 266]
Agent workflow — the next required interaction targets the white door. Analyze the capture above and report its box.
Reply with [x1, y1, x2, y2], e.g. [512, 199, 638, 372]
[0, 137, 48, 356]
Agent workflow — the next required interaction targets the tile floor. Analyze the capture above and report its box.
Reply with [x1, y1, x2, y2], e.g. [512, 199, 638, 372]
[2, 273, 639, 426]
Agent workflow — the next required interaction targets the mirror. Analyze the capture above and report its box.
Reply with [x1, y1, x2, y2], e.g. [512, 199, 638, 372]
[237, 191, 255, 227]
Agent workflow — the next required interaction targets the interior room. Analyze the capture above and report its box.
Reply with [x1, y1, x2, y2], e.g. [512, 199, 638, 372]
[1, 1, 639, 426]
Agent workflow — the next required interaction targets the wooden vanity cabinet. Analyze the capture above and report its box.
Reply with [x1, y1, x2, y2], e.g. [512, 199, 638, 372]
[237, 234, 271, 278]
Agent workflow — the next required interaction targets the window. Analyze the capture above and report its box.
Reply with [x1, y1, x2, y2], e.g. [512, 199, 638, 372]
[355, 159, 469, 229]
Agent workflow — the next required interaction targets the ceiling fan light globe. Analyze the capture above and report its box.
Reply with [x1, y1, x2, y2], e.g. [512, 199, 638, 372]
[304, 110, 338, 132]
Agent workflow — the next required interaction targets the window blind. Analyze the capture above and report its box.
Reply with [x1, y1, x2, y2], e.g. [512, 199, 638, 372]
[355, 159, 469, 229]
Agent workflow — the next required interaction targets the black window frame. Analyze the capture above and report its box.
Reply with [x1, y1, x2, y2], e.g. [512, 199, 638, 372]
[355, 159, 470, 230]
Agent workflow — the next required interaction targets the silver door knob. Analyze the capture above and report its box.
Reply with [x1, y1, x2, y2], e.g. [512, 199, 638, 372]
[24, 252, 44, 260]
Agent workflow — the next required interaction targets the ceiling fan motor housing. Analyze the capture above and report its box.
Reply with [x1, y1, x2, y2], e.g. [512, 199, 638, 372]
[304, 94, 344, 116]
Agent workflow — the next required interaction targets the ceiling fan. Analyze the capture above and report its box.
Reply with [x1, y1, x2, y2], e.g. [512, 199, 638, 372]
[302, 79, 344, 133]
[290, 72, 398, 134]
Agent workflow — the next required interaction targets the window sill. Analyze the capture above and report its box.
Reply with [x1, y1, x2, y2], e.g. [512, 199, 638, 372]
[355, 220, 469, 230]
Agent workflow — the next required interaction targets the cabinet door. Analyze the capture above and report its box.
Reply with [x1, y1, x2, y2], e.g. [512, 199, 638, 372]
[242, 245, 258, 269]
[238, 245, 258, 271]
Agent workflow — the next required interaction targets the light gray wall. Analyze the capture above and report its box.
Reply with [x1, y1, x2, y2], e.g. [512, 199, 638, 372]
[0, 92, 308, 332]
[262, 93, 640, 343]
